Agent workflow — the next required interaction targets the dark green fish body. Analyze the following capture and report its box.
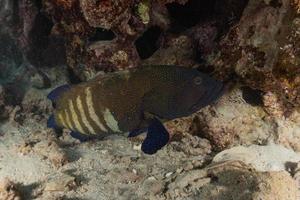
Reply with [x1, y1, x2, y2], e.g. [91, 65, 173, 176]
[48, 65, 224, 154]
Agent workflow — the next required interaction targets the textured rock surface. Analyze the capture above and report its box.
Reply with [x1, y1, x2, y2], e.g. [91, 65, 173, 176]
[166, 161, 298, 200]
[211, 0, 300, 113]
[192, 87, 276, 150]
[213, 144, 300, 171]
[191, 86, 300, 152]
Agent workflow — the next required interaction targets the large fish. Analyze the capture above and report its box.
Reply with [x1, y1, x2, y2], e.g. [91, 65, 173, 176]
[47, 65, 224, 154]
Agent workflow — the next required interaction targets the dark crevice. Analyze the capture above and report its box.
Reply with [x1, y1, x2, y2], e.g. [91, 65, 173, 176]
[33, 0, 43, 10]
[4, 82, 27, 106]
[88, 28, 116, 42]
[29, 13, 54, 49]
[241, 86, 264, 106]
[214, 0, 249, 36]
[269, 0, 282, 8]
[135, 26, 162, 59]
[26, 11, 66, 67]
[196, 64, 216, 75]
[68, 67, 82, 84]
[166, 0, 217, 33]
[27, 12, 54, 67]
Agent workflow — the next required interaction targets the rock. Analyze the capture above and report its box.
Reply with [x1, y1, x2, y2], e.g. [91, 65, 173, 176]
[192, 87, 276, 150]
[0, 178, 22, 200]
[211, 0, 300, 112]
[166, 161, 298, 200]
[21, 88, 51, 114]
[80, 0, 134, 30]
[139, 178, 165, 196]
[213, 144, 300, 171]
[276, 110, 300, 152]
[253, 171, 298, 200]
[191, 86, 300, 152]
[143, 35, 196, 67]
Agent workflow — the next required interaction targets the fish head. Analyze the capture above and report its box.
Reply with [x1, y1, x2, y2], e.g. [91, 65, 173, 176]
[173, 70, 224, 116]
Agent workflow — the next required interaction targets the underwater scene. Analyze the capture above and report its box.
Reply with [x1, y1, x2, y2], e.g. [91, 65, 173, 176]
[0, 0, 300, 199]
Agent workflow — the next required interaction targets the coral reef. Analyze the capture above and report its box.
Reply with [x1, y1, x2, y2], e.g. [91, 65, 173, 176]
[42, 0, 174, 79]
[0, 0, 300, 199]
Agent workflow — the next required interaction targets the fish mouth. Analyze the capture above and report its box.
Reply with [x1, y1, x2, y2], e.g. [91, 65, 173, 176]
[190, 82, 225, 112]
[209, 82, 225, 103]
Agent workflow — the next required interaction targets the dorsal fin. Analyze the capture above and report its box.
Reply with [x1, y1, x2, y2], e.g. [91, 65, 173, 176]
[47, 84, 71, 102]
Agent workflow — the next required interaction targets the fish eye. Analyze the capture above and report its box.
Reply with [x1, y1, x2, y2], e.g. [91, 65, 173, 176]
[193, 76, 202, 85]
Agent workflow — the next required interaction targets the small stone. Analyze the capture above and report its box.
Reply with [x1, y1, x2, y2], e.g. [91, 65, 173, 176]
[165, 172, 173, 178]
[100, 150, 108, 154]
[150, 181, 164, 195]
[133, 144, 142, 151]
[147, 176, 156, 181]
[183, 161, 194, 171]
[120, 171, 141, 183]
[176, 168, 183, 174]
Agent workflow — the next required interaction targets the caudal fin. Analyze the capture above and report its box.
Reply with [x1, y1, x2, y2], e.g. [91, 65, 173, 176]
[47, 84, 70, 103]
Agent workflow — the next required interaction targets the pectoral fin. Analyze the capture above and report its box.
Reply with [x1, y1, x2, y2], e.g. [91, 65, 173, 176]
[141, 118, 169, 155]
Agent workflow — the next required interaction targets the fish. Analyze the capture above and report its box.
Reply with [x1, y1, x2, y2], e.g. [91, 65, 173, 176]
[47, 65, 224, 154]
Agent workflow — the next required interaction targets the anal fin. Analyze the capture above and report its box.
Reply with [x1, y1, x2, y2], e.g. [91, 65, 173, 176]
[70, 131, 94, 142]
[141, 118, 170, 155]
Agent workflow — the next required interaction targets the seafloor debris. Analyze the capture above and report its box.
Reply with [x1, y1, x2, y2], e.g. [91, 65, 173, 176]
[17, 130, 69, 168]
[0, 178, 22, 200]
[44, 173, 76, 192]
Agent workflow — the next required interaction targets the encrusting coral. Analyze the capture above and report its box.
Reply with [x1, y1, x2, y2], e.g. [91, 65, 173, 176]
[42, 0, 177, 79]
